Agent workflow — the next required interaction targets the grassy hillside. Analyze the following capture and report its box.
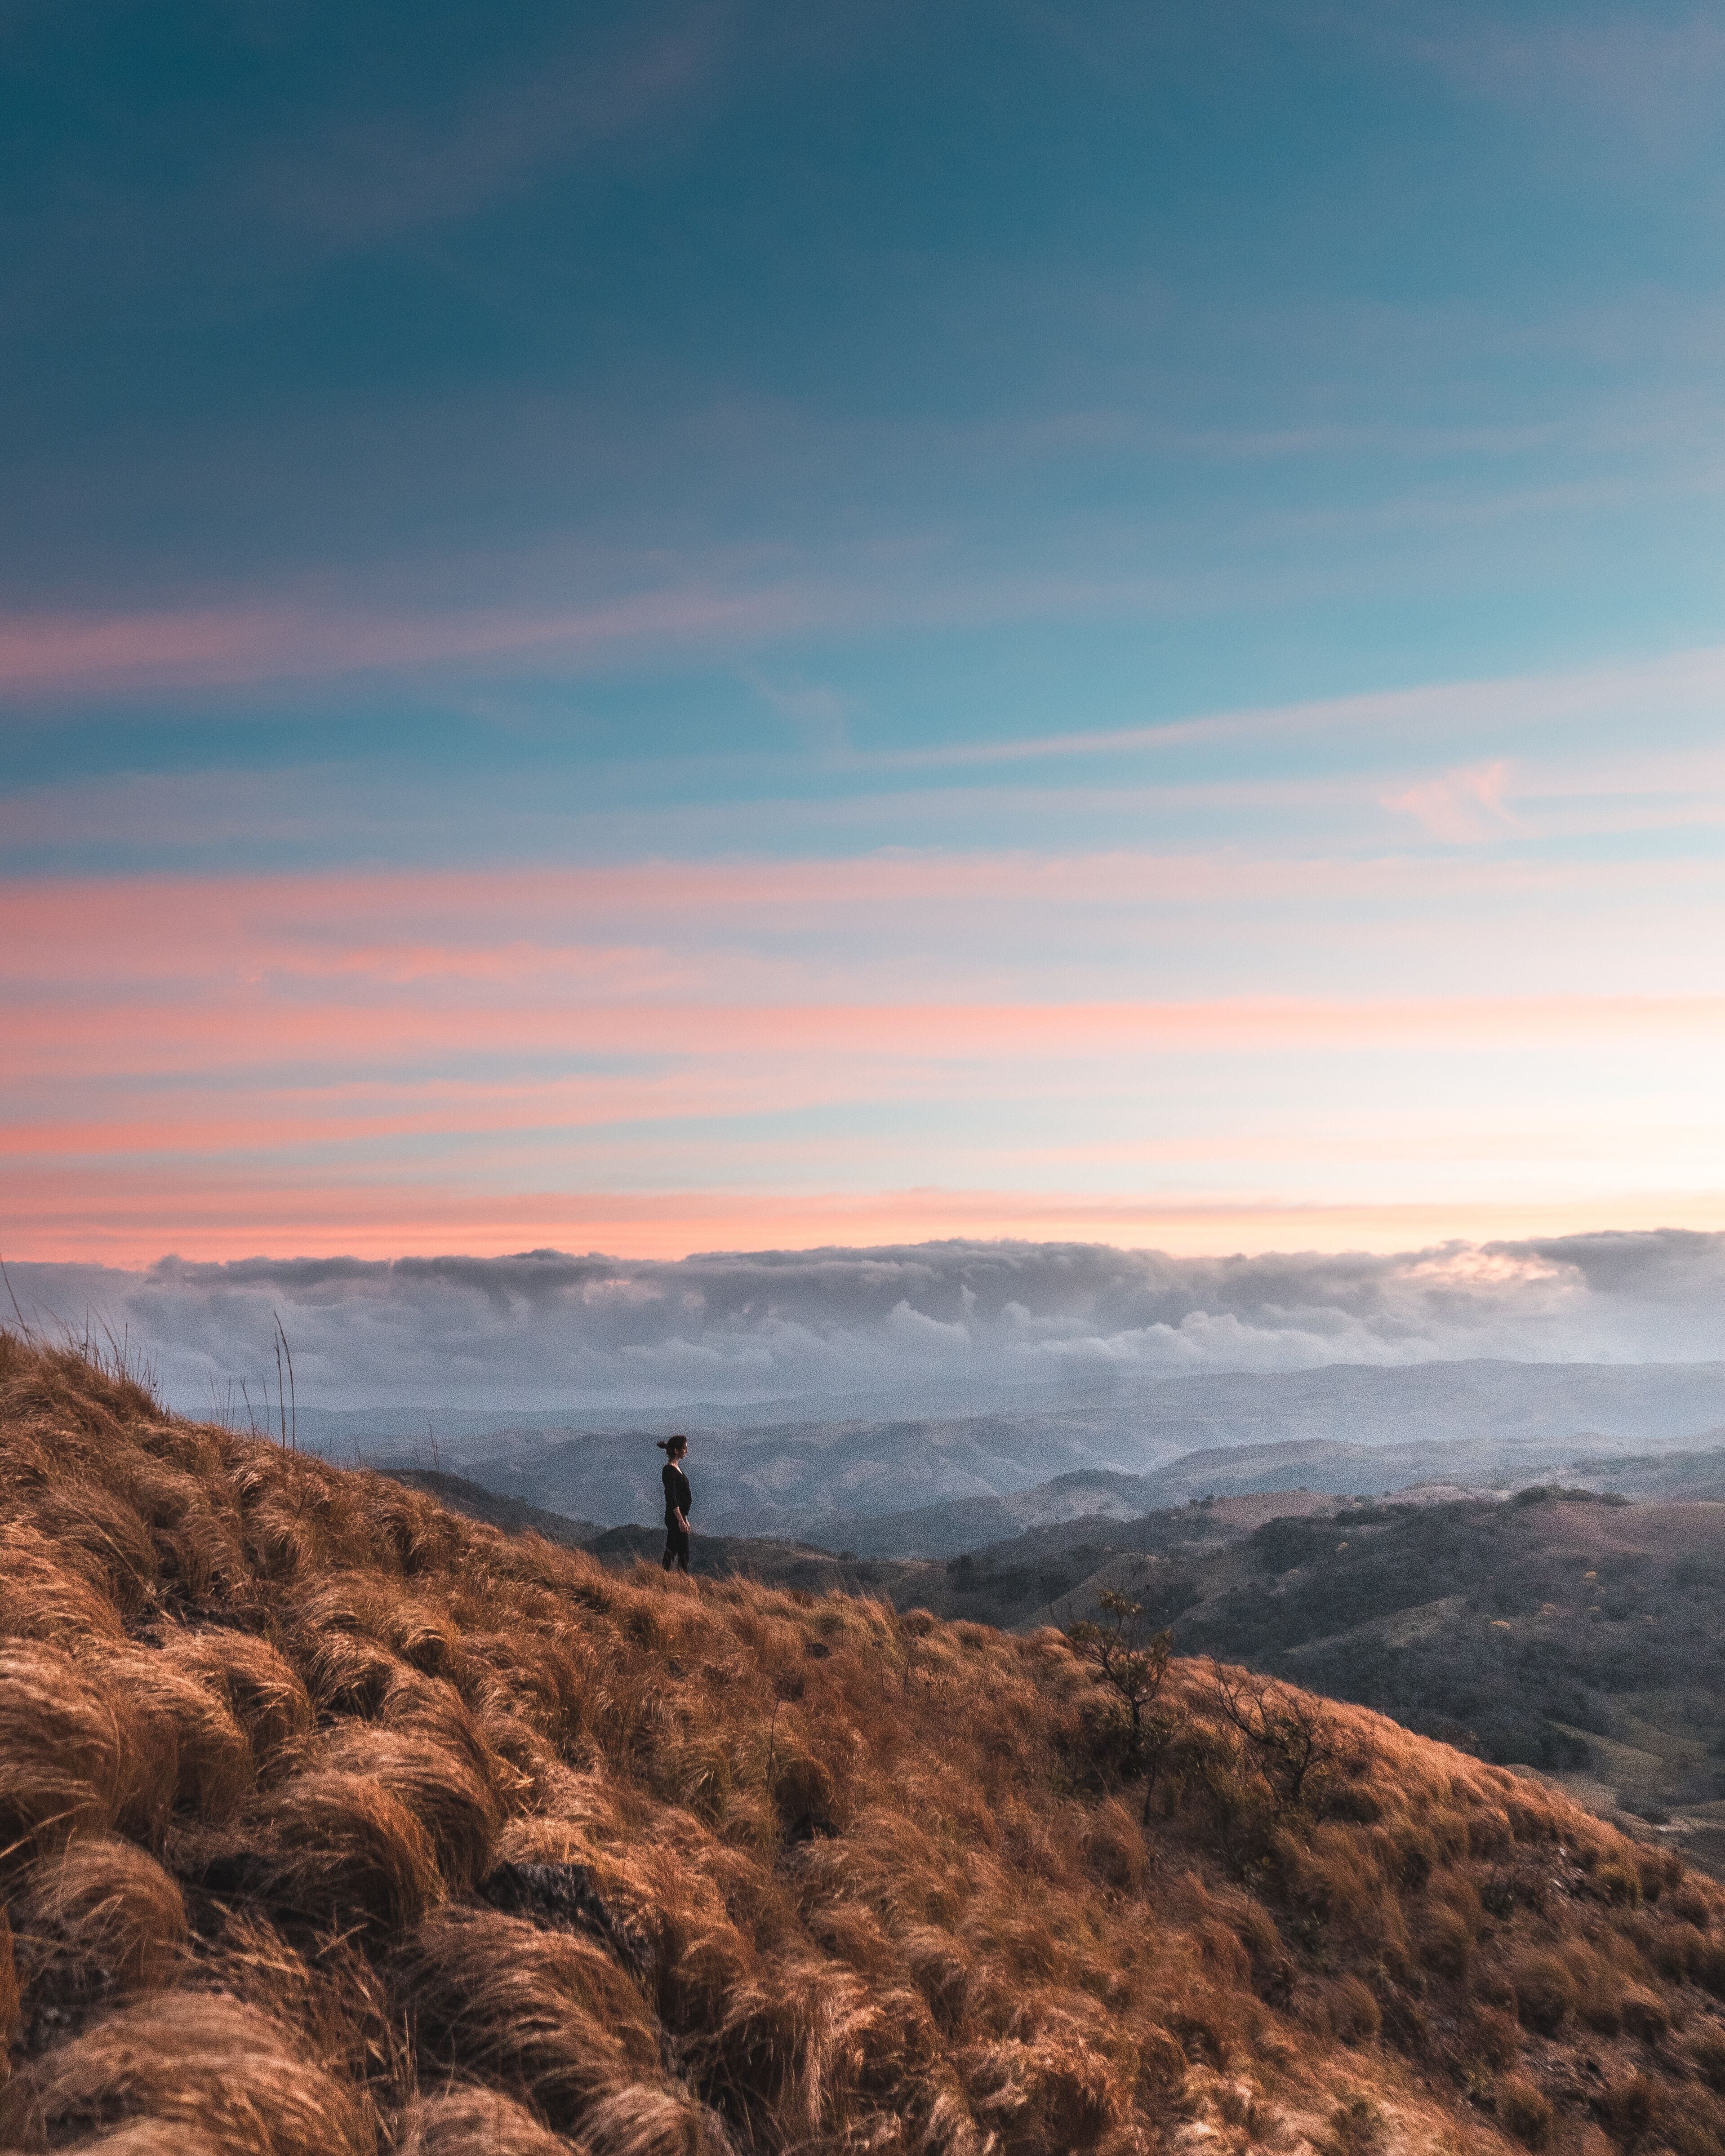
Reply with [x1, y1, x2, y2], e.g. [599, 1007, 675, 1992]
[998, 1491, 1725, 1862]
[12, 1338, 1725, 2154]
[1171, 1494, 1725, 1846]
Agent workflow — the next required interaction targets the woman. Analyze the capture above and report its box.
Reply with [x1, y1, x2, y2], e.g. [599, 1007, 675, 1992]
[658, 1434, 693, 1575]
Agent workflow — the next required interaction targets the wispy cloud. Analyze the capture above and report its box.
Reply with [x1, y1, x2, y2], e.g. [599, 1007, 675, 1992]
[248, 13, 725, 248]
[1383, 759, 1525, 844]
[1406, 8, 1725, 152]
[0, 585, 831, 695]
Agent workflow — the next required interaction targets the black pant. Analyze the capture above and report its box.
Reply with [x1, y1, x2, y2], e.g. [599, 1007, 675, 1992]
[662, 1523, 690, 1572]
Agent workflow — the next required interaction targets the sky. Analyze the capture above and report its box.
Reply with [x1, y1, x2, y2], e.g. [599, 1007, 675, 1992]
[4, 0, 1725, 1283]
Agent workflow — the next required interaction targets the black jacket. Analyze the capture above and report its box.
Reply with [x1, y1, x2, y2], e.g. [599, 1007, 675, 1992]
[662, 1461, 692, 1524]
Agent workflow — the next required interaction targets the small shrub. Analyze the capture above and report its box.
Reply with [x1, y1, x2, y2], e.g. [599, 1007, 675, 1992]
[0, 1906, 18, 2049]
[1471, 2006, 1522, 2068]
[1620, 1987, 1671, 2045]
[769, 1750, 838, 1836]
[23, 1834, 187, 1996]
[1392, 1823, 1437, 1889]
[394, 1907, 658, 2133]
[1640, 1850, 1683, 1904]
[1497, 2074, 1555, 2149]
[1320, 2094, 1385, 2155]
[1331, 1974, 1382, 2045]
[236, 1767, 443, 1940]
[1595, 1861, 1643, 1908]
[0, 1643, 125, 1867]
[1082, 1800, 1148, 1893]
[1511, 1952, 1576, 2036]
[1415, 1903, 1473, 1983]
[1135, 2024, 1187, 2098]
[1689, 2026, 1725, 2092]
[0, 1993, 372, 2156]
[1595, 2071, 1658, 2143]
[1325, 1780, 1383, 1824]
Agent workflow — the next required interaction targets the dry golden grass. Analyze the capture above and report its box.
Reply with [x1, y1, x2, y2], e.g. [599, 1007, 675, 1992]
[7, 1330, 1725, 2155]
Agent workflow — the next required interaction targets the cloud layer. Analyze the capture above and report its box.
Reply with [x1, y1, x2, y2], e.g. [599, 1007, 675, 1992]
[10, 1229, 1725, 1421]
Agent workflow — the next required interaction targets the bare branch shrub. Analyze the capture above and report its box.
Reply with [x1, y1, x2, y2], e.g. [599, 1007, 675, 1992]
[1063, 1590, 1176, 1823]
[1205, 1660, 1343, 1817]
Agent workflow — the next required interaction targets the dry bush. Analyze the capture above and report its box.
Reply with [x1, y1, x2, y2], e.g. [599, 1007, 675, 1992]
[1080, 1800, 1148, 1893]
[307, 1725, 500, 1893]
[24, 1484, 159, 1618]
[0, 1524, 125, 1646]
[579, 2084, 738, 2156]
[97, 1646, 253, 1832]
[1470, 2005, 1522, 2069]
[0, 1993, 374, 2156]
[192, 1910, 412, 2127]
[1329, 1974, 1381, 2045]
[0, 1643, 125, 1868]
[1497, 2073, 1555, 2148]
[237, 1769, 444, 1939]
[395, 1907, 659, 2134]
[50, 2124, 227, 2154]
[903, 1927, 974, 2034]
[378, 1667, 507, 1786]
[22, 1836, 187, 1997]
[1510, 1951, 1577, 2036]
[1595, 1859, 1643, 1909]
[2, 1902, 21, 2049]
[396, 2084, 570, 2155]
[1620, 1985, 1672, 2045]
[157, 1629, 312, 1765]
[1690, 2025, 1725, 2092]
[1595, 2068, 1659, 2142]
[1565, 1942, 1626, 2036]
[965, 2032, 1121, 2154]
[293, 1624, 408, 1720]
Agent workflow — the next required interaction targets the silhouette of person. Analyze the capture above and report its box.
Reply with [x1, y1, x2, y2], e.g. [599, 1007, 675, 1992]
[658, 1434, 692, 1574]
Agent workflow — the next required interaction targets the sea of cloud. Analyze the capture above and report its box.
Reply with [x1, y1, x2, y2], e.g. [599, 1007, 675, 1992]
[8, 1230, 1725, 1419]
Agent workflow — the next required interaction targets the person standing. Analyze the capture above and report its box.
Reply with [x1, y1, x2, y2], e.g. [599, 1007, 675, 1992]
[658, 1434, 693, 1574]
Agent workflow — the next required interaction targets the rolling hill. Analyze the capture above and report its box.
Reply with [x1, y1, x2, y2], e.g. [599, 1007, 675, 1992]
[12, 1329, 1725, 2155]
[986, 1489, 1725, 1871]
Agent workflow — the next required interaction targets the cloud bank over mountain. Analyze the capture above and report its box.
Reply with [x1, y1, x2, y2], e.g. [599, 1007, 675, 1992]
[9, 1230, 1725, 1418]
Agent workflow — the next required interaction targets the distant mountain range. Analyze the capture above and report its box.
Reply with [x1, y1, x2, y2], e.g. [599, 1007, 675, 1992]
[362, 1359, 1725, 1545]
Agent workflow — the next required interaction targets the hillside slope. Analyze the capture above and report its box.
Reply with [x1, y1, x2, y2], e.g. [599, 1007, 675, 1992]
[8, 1336, 1725, 2155]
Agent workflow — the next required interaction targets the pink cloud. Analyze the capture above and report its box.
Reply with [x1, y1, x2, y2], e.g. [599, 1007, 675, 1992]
[0, 584, 823, 694]
[1383, 759, 1525, 843]
[7, 856, 1725, 1265]
[10, 986, 1725, 1085]
[9, 1163, 1725, 1267]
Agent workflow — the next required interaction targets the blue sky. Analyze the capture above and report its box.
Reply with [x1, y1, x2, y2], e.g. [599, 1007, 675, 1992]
[4, 0, 1725, 1265]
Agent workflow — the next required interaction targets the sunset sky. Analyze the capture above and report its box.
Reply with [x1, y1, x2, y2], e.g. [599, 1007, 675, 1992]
[5, 0, 1725, 1267]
